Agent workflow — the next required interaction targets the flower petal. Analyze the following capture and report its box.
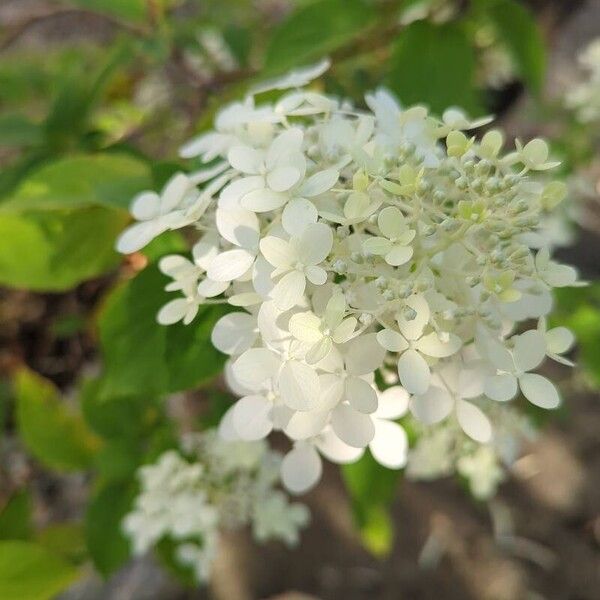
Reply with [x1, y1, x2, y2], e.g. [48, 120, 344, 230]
[345, 333, 386, 376]
[271, 270, 306, 310]
[297, 223, 333, 265]
[519, 373, 560, 409]
[369, 419, 408, 469]
[206, 249, 255, 282]
[232, 348, 281, 390]
[211, 312, 257, 355]
[282, 198, 318, 236]
[385, 245, 413, 266]
[397, 349, 430, 395]
[157, 298, 189, 325]
[228, 145, 263, 174]
[216, 208, 259, 249]
[279, 360, 320, 411]
[456, 400, 492, 443]
[331, 403, 375, 448]
[484, 373, 518, 402]
[232, 395, 273, 440]
[300, 168, 339, 197]
[513, 330, 546, 373]
[267, 166, 301, 192]
[281, 443, 322, 494]
[375, 386, 409, 419]
[315, 429, 364, 464]
[345, 377, 378, 414]
[410, 385, 453, 424]
[415, 331, 461, 358]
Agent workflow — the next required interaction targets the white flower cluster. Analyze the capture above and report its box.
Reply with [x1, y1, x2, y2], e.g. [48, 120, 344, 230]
[117, 59, 578, 496]
[406, 400, 534, 499]
[122, 431, 309, 582]
[566, 38, 600, 124]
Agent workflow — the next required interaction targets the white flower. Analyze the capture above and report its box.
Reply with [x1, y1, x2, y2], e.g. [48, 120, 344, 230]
[123, 432, 309, 582]
[252, 58, 331, 94]
[260, 222, 333, 310]
[118, 64, 577, 504]
[288, 292, 357, 363]
[377, 295, 462, 394]
[368, 386, 410, 469]
[226, 128, 306, 211]
[535, 247, 578, 288]
[362, 206, 416, 266]
[411, 359, 493, 443]
[117, 173, 208, 253]
[481, 330, 561, 409]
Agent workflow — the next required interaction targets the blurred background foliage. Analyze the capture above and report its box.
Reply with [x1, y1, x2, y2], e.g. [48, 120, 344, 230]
[0, 1, 599, 599]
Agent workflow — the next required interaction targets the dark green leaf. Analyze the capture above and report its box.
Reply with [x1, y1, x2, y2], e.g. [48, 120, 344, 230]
[85, 482, 136, 576]
[0, 490, 33, 541]
[265, 0, 374, 73]
[80, 377, 161, 440]
[0, 115, 43, 148]
[386, 21, 481, 116]
[14, 369, 100, 472]
[0, 540, 78, 600]
[97, 264, 230, 398]
[484, 0, 546, 94]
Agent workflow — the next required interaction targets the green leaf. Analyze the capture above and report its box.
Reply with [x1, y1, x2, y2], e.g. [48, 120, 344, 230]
[81, 377, 162, 440]
[0, 153, 150, 291]
[0, 490, 33, 541]
[70, 0, 148, 22]
[97, 264, 231, 398]
[552, 284, 600, 385]
[265, 0, 374, 73]
[85, 482, 136, 576]
[0, 115, 43, 148]
[0, 153, 151, 212]
[0, 207, 127, 291]
[483, 0, 546, 94]
[14, 369, 100, 472]
[37, 523, 87, 564]
[342, 453, 400, 556]
[0, 540, 78, 600]
[386, 21, 481, 116]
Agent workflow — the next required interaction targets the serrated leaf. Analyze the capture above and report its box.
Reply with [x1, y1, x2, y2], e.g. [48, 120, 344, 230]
[484, 0, 546, 94]
[14, 369, 100, 472]
[85, 482, 136, 577]
[97, 264, 231, 398]
[386, 21, 482, 116]
[265, 0, 374, 73]
[0, 540, 78, 600]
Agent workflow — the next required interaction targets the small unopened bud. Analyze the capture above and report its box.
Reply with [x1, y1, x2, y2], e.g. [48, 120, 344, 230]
[402, 306, 417, 321]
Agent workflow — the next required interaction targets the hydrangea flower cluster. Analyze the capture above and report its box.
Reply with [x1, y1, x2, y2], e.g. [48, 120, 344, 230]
[122, 431, 309, 582]
[117, 59, 578, 496]
[566, 38, 600, 124]
[406, 400, 534, 499]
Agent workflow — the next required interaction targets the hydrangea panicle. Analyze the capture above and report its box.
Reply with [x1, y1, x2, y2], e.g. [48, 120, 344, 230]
[117, 59, 578, 496]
